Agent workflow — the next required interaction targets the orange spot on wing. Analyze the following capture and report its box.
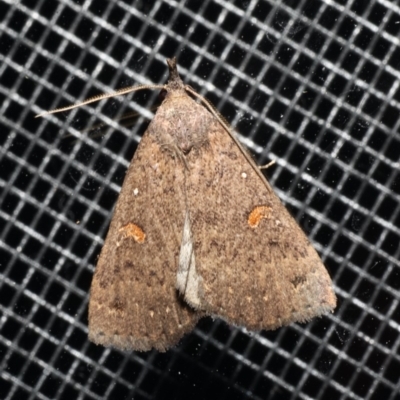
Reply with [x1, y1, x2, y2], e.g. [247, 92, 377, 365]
[248, 206, 273, 228]
[119, 223, 146, 243]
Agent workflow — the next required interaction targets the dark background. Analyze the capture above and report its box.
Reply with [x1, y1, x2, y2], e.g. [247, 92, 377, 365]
[1, 0, 400, 399]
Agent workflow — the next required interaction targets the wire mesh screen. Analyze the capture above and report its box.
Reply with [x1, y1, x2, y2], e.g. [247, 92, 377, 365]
[1, 0, 400, 399]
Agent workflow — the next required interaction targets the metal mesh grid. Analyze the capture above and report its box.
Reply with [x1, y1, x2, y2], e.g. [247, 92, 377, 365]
[1, 0, 400, 399]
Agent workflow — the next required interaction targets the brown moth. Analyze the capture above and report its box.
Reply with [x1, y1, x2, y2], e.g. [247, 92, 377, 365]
[38, 58, 336, 352]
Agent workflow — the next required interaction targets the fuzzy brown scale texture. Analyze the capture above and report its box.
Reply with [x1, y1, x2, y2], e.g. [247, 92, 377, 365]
[89, 58, 336, 352]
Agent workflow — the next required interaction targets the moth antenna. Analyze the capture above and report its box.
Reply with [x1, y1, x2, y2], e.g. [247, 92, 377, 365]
[35, 84, 165, 118]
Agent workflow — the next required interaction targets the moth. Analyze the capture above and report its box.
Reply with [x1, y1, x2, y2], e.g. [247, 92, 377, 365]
[38, 58, 336, 351]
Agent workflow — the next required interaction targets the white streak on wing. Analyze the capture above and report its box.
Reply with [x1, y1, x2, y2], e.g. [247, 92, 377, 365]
[176, 211, 202, 308]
